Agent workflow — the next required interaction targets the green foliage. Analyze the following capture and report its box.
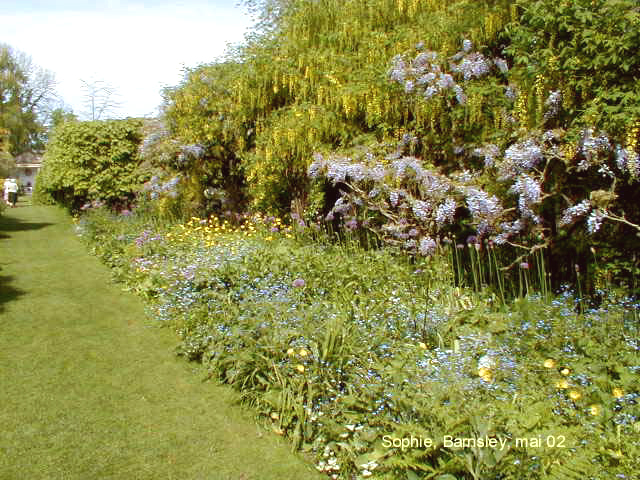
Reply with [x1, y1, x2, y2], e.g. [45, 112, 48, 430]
[37, 118, 146, 210]
[0, 44, 56, 155]
[506, 0, 640, 134]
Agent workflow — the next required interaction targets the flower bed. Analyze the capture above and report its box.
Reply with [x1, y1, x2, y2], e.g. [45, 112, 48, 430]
[79, 207, 639, 479]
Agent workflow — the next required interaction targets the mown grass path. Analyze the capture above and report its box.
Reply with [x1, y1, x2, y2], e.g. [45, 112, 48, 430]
[0, 199, 320, 479]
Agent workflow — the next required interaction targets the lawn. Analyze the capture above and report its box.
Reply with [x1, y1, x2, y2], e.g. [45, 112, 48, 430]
[0, 198, 321, 479]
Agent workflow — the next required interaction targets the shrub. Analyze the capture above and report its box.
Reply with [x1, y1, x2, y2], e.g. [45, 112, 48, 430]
[37, 118, 145, 210]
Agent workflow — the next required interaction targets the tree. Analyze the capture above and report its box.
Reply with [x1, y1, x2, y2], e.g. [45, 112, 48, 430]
[79, 78, 122, 121]
[49, 106, 78, 129]
[0, 43, 57, 154]
[0, 127, 13, 177]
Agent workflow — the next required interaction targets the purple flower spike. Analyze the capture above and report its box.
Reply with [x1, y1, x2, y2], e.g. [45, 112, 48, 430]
[292, 278, 305, 288]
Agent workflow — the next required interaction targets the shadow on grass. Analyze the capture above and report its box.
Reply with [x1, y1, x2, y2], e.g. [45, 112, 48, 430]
[0, 209, 50, 310]
[0, 215, 53, 238]
[0, 274, 25, 314]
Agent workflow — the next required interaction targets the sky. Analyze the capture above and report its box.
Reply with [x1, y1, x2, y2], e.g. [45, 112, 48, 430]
[0, 1, 254, 119]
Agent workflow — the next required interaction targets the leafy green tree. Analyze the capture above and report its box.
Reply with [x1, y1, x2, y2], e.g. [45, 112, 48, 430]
[0, 43, 57, 155]
[49, 107, 78, 130]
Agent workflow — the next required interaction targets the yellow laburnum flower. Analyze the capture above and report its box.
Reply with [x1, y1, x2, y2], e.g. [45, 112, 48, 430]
[543, 358, 556, 369]
[555, 379, 569, 389]
[560, 368, 570, 376]
[569, 390, 582, 401]
[588, 404, 601, 416]
[612, 387, 624, 398]
[295, 364, 305, 373]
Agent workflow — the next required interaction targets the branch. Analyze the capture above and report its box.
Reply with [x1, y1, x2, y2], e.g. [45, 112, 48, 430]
[600, 210, 640, 233]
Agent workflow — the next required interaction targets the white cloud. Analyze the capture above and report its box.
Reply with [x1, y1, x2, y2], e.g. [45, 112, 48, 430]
[0, 3, 251, 118]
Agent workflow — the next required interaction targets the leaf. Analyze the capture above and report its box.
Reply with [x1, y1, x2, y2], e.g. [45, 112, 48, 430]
[406, 471, 420, 480]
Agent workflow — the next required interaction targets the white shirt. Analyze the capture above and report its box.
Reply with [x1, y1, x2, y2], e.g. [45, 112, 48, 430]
[6, 181, 18, 193]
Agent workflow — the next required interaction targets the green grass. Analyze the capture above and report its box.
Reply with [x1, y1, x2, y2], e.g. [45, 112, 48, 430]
[0, 198, 322, 479]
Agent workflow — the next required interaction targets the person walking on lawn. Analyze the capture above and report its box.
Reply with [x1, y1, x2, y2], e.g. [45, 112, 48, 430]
[6, 178, 18, 207]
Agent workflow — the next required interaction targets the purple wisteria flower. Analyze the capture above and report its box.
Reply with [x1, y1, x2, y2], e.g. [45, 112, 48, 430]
[510, 174, 542, 222]
[501, 139, 543, 178]
[494, 58, 508, 73]
[435, 198, 456, 226]
[543, 90, 562, 120]
[451, 52, 492, 81]
[559, 200, 592, 226]
[412, 200, 431, 221]
[472, 144, 501, 168]
[580, 128, 611, 165]
[465, 188, 503, 234]
[586, 210, 604, 234]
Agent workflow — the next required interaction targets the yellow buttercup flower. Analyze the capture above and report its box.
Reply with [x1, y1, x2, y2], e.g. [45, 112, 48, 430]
[286, 348, 295, 355]
[560, 368, 570, 376]
[568, 390, 581, 401]
[418, 342, 427, 349]
[555, 379, 569, 389]
[478, 367, 493, 382]
[612, 387, 624, 398]
[543, 358, 556, 369]
[299, 348, 309, 357]
[588, 404, 601, 416]
[295, 364, 305, 373]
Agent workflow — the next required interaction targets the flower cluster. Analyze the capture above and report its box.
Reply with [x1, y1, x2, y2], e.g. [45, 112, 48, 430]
[586, 209, 604, 234]
[389, 39, 502, 106]
[509, 174, 542, 223]
[418, 236, 437, 256]
[579, 128, 611, 169]
[500, 139, 543, 178]
[176, 144, 205, 167]
[464, 188, 503, 234]
[434, 198, 457, 226]
[139, 128, 170, 159]
[543, 90, 562, 120]
[559, 199, 592, 227]
[451, 51, 492, 81]
[472, 143, 501, 168]
[143, 175, 182, 200]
